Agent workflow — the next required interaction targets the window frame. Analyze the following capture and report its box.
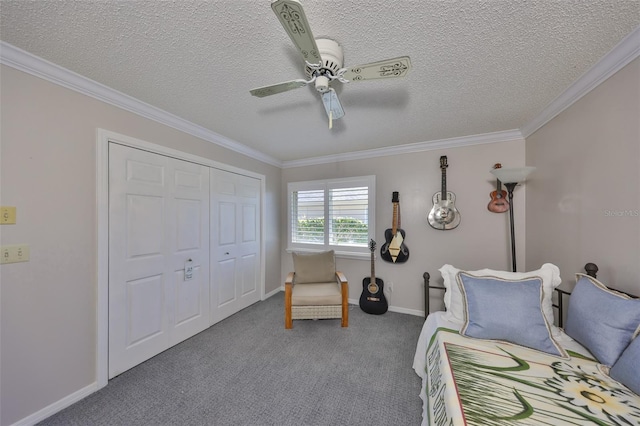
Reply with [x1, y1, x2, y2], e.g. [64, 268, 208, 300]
[287, 175, 376, 258]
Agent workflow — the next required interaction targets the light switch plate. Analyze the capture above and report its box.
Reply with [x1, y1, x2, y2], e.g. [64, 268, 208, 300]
[1, 206, 17, 224]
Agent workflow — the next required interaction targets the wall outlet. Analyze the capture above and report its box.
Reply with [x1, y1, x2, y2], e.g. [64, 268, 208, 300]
[1, 244, 30, 264]
[387, 281, 394, 292]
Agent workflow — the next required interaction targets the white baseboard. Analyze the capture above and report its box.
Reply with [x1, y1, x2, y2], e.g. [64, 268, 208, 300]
[11, 382, 98, 426]
[348, 298, 425, 317]
[387, 305, 425, 317]
[263, 286, 283, 300]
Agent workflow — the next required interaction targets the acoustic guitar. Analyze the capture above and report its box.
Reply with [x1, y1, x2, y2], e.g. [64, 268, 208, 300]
[487, 163, 509, 213]
[359, 239, 388, 315]
[427, 156, 461, 230]
[380, 191, 409, 263]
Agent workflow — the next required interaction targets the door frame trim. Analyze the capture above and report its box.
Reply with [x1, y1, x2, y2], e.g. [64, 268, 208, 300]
[96, 128, 266, 388]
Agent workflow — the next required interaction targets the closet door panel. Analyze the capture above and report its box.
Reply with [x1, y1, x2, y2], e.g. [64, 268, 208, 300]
[109, 143, 210, 378]
[210, 169, 261, 324]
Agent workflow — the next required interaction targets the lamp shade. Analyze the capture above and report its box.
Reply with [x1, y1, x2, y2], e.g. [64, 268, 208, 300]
[490, 166, 536, 184]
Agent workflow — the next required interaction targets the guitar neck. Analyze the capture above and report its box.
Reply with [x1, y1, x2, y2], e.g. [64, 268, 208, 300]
[441, 167, 447, 199]
[494, 163, 503, 192]
[370, 251, 376, 281]
[392, 203, 398, 234]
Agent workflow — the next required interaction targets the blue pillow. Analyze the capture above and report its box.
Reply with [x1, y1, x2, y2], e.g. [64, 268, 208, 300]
[457, 272, 566, 357]
[610, 337, 640, 395]
[564, 274, 640, 366]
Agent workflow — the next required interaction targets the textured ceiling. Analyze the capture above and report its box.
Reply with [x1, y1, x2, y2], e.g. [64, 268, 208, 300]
[1, 1, 639, 163]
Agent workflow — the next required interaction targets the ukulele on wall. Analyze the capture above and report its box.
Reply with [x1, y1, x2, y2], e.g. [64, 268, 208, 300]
[380, 191, 409, 263]
[360, 239, 388, 315]
[428, 156, 461, 230]
[487, 163, 509, 213]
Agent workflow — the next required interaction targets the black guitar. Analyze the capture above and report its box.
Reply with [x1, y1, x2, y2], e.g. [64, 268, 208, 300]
[360, 239, 388, 315]
[380, 191, 409, 263]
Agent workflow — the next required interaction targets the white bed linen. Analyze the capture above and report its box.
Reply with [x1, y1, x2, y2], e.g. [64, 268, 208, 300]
[412, 311, 594, 426]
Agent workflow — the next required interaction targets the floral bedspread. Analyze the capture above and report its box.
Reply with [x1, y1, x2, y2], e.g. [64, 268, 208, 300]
[425, 328, 640, 425]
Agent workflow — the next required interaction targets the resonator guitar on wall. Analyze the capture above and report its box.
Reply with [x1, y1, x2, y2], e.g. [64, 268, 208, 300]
[428, 155, 461, 230]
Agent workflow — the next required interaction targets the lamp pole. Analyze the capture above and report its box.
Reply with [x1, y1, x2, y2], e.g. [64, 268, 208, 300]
[504, 182, 518, 272]
[489, 166, 535, 273]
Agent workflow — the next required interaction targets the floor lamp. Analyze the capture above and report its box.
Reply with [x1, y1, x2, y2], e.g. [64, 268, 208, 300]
[490, 166, 536, 272]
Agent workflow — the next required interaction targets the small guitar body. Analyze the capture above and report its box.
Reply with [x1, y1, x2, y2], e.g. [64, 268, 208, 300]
[360, 277, 387, 315]
[380, 191, 409, 263]
[360, 239, 388, 315]
[428, 156, 461, 230]
[488, 163, 510, 213]
[381, 227, 409, 263]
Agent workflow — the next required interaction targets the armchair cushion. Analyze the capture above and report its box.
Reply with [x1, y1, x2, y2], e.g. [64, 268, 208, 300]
[292, 250, 336, 284]
[292, 282, 342, 306]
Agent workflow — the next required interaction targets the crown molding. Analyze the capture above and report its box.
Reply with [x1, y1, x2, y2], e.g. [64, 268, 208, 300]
[281, 129, 524, 168]
[521, 25, 640, 138]
[3, 20, 638, 169]
[0, 41, 282, 168]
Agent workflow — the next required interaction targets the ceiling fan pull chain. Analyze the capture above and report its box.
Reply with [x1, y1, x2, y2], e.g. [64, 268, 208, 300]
[329, 92, 333, 129]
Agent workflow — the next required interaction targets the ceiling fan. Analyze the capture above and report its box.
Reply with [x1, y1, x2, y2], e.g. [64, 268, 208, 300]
[250, 0, 412, 128]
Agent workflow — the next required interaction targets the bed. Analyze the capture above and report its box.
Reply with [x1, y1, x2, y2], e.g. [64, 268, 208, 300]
[413, 263, 640, 425]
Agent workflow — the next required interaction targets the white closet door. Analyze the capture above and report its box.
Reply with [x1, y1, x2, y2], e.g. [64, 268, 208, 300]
[108, 143, 210, 378]
[210, 168, 261, 324]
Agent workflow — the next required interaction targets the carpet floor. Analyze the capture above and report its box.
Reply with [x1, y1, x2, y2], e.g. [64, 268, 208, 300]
[39, 292, 425, 425]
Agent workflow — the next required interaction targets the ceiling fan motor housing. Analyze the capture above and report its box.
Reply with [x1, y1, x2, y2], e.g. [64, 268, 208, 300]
[305, 38, 344, 87]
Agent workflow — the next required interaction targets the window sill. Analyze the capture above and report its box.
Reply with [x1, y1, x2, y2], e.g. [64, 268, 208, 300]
[285, 247, 369, 260]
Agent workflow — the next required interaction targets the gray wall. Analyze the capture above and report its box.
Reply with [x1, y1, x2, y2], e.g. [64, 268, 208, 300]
[281, 139, 526, 314]
[0, 65, 282, 426]
[525, 58, 639, 294]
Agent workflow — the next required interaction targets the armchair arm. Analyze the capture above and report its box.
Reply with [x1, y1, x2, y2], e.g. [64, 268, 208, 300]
[285, 272, 295, 329]
[336, 271, 349, 327]
[285, 272, 295, 286]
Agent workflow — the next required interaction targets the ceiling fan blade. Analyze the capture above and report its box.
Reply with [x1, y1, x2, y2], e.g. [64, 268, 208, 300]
[321, 88, 345, 122]
[250, 79, 309, 97]
[341, 56, 412, 82]
[271, 0, 322, 66]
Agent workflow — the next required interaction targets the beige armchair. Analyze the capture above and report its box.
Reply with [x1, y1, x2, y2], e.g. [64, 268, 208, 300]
[285, 250, 349, 329]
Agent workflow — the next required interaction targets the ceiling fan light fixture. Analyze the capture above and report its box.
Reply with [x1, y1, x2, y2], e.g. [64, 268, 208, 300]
[315, 75, 330, 93]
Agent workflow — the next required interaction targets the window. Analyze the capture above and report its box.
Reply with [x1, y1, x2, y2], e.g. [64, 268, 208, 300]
[288, 176, 375, 256]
